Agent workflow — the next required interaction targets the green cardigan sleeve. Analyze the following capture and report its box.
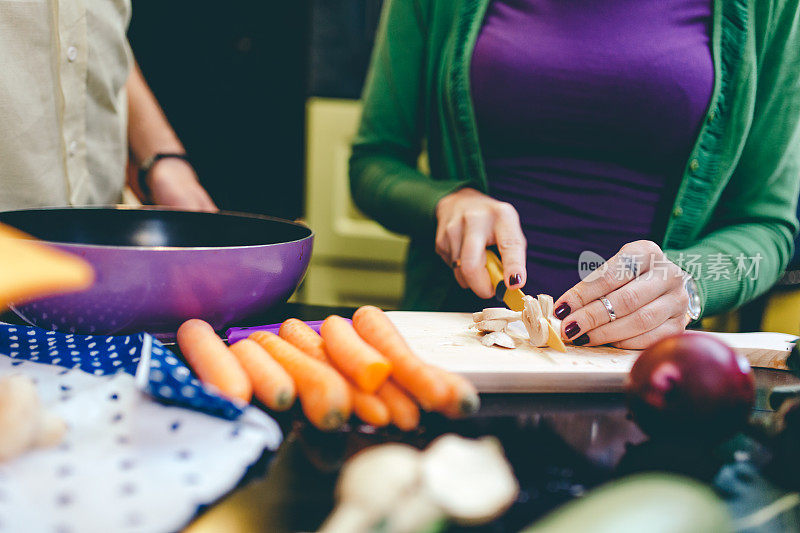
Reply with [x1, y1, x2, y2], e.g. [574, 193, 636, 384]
[349, 0, 468, 238]
[665, 1, 800, 317]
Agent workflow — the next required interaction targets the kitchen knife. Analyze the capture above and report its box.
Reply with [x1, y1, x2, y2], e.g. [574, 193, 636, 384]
[485, 249, 566, 351]
[485, 249, 525, 312]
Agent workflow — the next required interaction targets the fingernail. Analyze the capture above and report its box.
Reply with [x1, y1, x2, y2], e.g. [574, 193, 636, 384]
[509, 273, 522, 286]
[564, 322, 580, 338]
[555, 303, 571, 320]
[573, 334, 590, 346]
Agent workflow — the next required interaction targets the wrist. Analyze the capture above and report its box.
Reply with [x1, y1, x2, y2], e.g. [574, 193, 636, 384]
[137, 153, 192, 200]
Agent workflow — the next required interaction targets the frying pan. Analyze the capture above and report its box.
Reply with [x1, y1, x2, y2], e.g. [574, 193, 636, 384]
[0, 206, 313, 338]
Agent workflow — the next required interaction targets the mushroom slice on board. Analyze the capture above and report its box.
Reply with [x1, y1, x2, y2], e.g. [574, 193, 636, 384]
[479, 308, 523, 322]
[481, 331, 516, 349]
[422, 435, 519, 525]
[537, 294, 554, 318]
[473, 319, 508, 333]
[504, 320, 529, 340]
[522, 296, 548, 347]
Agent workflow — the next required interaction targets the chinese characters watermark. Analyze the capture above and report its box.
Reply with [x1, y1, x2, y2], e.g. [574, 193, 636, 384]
[577, 251, 763, 282]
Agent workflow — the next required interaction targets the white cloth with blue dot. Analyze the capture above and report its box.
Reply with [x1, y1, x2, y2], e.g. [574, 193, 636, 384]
[0, 324, 283, 533]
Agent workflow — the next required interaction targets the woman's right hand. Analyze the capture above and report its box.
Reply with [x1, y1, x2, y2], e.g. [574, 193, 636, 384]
[434, 188, 527, 298]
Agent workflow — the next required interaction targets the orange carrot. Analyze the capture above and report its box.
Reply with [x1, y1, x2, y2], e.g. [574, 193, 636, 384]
[377, 381, 420, 431]
[352, 306, 449, 410]
[230, 339, 296, 411]
[351, 387, 391, 427]
[431, 366, 481, 419]
[176, 319, 252, 404]
[279, 320, 390, 427]
[320, 315, 392, 393]
[279, 318, 328, 362]
[249, 331, 351, 431]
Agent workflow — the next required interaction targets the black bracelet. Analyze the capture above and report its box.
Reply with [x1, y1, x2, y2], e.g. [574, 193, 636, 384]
[137, 153, 192, 200]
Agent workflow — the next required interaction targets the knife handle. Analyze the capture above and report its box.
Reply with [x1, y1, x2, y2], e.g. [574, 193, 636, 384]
[485, 249, 511, 304]
[485, 249, 505, 288]
[485, 249, 526, 311]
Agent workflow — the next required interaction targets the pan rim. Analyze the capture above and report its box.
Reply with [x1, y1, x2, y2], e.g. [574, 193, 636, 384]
[0, 205, 314, 251]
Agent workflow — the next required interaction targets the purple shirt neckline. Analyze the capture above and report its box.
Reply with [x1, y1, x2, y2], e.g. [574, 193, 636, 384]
[470, 0, 714, 299]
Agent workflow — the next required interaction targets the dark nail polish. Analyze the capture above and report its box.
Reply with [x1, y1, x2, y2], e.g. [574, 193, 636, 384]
[573, 334, 590, 346]
[554, 303, 571, 320]
[564, 322, 580, 338]
[509, 273, 522, 286]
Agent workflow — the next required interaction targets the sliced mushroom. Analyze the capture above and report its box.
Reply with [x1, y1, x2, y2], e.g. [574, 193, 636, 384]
[504, 320, 529, 340]
[523, 295, 544, 321]
[537, 294, 554, 318]
[481, 331, 516, 349]
[479, 308, 523, 322]
[473, 319, 508, 333]
[522, 296, 548, 347]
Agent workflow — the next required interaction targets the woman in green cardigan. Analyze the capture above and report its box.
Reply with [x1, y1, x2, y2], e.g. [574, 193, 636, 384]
[349, 0, 800, 349]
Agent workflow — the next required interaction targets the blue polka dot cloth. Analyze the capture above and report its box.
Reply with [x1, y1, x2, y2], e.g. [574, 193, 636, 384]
[0, 323, 244, 420]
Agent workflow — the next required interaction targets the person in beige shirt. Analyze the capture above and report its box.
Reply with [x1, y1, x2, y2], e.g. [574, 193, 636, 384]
[0, 0, 215, 211]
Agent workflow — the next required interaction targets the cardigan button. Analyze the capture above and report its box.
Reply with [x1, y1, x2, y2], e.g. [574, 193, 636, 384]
[709, 110, 716, 122]
[673, 207, 684, 218]
[689, 159, 700, 172]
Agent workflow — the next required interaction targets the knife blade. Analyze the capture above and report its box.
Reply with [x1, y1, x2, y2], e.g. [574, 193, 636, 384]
[485, 250, 525, 312]
[485, 249, 566, 351]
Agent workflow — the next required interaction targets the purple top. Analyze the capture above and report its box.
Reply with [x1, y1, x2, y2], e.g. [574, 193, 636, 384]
[471, 0, 713, 297]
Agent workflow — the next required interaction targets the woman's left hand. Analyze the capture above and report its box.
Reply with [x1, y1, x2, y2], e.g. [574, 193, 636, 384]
[553, 240, 690, 350]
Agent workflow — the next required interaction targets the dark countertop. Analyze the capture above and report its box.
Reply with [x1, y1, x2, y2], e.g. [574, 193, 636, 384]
[3, 303, 795, 531]
[176, 303, 800, 533]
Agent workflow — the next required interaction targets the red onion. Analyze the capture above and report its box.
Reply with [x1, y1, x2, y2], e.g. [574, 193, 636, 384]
[626, 332, 755, 442]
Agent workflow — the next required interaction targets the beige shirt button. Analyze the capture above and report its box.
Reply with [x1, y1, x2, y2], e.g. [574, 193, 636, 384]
[68, 140, 78, 156]
[67, 46, 78, 62]
[673, 207, 684, 218]
[689, 159, 700, 172]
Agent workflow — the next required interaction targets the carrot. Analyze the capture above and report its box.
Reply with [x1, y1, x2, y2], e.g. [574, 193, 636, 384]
[351, 387, 391, 427]
[319, 315, 392, 393]
[431, 366, 481, 419]
[376, 381, 420, 431]
[176, 319, 252, 404]
[229, 339, 296, 411]
[279, 320, 390, 427]
[249, 331, 351, 431]
[279, 318, 328, 362]
[352, 306, 449, 410]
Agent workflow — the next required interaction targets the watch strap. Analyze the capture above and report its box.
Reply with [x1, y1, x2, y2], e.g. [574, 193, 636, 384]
[137, 153, 192, 200]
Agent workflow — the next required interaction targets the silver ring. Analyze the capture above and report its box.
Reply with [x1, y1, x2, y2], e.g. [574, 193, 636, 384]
[599, 297, 616, 321]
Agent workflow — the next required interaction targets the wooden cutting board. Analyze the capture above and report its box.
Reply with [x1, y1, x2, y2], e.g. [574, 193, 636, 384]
[386, 311, 797, 393]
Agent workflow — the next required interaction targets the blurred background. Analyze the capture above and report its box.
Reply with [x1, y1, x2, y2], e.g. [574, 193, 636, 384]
[129, 0, 800, 334]
[128, 0, 407, 311]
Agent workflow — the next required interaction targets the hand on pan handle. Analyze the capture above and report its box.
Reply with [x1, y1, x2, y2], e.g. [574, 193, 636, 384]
[434, 188, 527, 298]
[149, 158, 217, 213]
[554, 240, 690, 350]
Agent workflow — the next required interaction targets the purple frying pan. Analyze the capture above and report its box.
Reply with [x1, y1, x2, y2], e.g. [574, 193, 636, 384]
[0, 206, 313, 339]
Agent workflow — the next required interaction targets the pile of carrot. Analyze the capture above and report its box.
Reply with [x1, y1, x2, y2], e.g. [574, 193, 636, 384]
[175, 306, 480, 431]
